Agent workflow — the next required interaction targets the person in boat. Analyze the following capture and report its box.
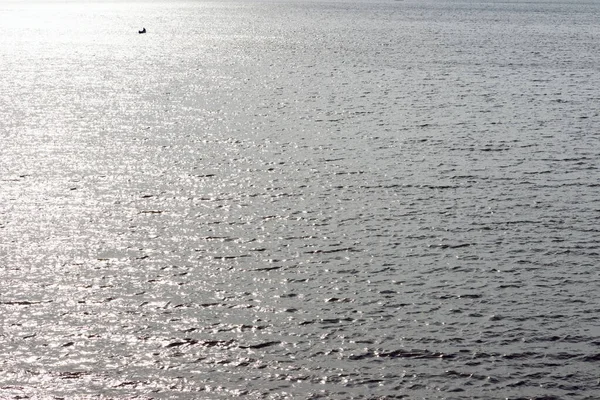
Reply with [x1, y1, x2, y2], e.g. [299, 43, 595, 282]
[139, 28, 146, 34]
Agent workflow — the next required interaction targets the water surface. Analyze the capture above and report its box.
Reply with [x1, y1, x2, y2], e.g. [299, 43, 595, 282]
[1, 0, 599, 398]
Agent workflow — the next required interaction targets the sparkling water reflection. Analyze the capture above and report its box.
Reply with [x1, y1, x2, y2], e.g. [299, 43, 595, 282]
[1, 0, 599, 398]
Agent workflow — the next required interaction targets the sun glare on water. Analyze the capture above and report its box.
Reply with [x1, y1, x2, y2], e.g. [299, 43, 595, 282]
[0, 1, 144, 48]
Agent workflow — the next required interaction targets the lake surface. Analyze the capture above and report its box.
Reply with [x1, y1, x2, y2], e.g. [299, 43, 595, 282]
[1, 0, 599, 398]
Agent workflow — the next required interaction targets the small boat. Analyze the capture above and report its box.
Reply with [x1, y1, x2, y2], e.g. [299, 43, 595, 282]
[139, 28, 146, 34]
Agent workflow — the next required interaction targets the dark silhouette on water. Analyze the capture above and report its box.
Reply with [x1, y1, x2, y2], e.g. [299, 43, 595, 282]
[139, 28, 146, 34]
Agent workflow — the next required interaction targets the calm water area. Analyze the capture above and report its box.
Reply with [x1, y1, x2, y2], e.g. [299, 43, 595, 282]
[1, 0, 599, 398]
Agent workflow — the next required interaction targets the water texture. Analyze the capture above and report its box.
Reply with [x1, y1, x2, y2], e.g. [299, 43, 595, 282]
[1, 0, 599, 398]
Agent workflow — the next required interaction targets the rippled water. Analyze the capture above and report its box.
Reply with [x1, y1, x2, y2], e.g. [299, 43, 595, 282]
[1, 0, 599, 398]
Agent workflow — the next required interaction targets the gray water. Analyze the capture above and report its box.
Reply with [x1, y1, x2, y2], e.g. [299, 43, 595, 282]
[1, 0, 599, 398]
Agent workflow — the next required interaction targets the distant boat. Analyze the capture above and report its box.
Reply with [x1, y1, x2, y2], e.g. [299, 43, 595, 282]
[139, 28, 146, 34]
